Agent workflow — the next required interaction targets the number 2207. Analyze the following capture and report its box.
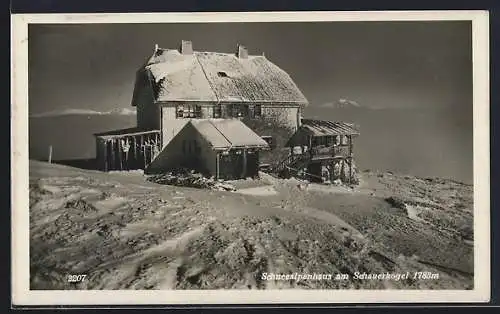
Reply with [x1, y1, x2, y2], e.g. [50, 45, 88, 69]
[67, 274, 87, 282]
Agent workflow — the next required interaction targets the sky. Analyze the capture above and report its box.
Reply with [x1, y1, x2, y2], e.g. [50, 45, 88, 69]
[28, 21, 472, 113]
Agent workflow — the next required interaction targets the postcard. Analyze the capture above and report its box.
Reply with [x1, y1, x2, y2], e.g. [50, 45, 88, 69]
[11, 10, 490, 306]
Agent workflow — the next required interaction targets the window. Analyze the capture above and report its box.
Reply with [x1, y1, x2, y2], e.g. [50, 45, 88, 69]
[314, 136, 327, 147]
[254, 105, 262, 117]
[312, 137, 319, 147]
[335, 136, 340, 145]
[326, 136, 335, 146]
[312, 136, 332, 147]
[261, 136, 275, 149]
[340, 135, 348, 145]
[248, 105, 261, 119]
[176, 104, 201, 118]
[213, 105, 222, 118]
[231, 104, 248, 118]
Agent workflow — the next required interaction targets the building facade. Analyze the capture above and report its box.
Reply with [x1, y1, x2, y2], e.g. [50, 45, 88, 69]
[95, 40, 309, 178]
[131, 41, 308, 150]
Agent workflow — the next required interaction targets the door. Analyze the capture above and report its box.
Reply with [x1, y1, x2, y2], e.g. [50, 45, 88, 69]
[245, 150, 259, 178]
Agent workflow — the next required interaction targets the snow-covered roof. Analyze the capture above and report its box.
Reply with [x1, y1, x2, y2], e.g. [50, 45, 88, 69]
[300, 119, 360, 136]
[285, 119, 360, 147]
[94, 127, 160, 140]
[132, 45, 309, 105]
[190, 119, 270, 150]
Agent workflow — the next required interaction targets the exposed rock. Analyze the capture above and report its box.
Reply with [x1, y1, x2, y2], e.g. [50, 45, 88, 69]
[332, 159, 359, 185]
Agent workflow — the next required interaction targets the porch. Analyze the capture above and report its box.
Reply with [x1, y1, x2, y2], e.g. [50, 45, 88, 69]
[278, 119, 360, 184]
[94, 128, 161, 172]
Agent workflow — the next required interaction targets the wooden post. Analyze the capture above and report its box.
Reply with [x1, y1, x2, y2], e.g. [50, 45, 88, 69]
[103, 140, 108, 172]
[216, 153, 220, 180]
[124, 138, 129, 170]
[132, 136, 137, 160]
[95, 139, 100, 168]
[148, 135, 153, 166]
[48, 145, 53, 164]
[133, 136, 137, 169]
[110, 139, 115, 170]
[154, 133, 160, 159]
[242, 149, 248, 178]
[348, 135, 353, 184]
[118, 138, 122, 170]
[141, 135, 146, 168]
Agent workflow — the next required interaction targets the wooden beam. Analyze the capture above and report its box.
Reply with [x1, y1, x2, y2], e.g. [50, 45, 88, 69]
[349, 135, 353, 157]
[117, 138, 123, 171]
[104, 141, 109, 171]
[147, 134, 152, 166]
[124, 138, 129, 170]
[154, 133, 159, 159]
[95, 140, 100, 167]
[348, 136, 353, 184]
[130, 138, 134, 169]
[139, 135, 144, 169]
[143, 136, 148, 168]
[133, 136, 137, 167]
[216, 153, 220, 180]
[242, 149, 247, 178]
[48, 145, 53, 164]
[109, 139, 115, 170]
[100, 140, 105, 169]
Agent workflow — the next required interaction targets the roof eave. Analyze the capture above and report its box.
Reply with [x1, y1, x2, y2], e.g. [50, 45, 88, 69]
[212, 144, 270, 151]
[154, 100, 307, 105]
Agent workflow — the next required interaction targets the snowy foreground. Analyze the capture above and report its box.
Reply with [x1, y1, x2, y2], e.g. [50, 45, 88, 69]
[29, 160, 473, 290]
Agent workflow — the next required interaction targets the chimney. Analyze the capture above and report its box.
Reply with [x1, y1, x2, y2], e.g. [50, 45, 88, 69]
[236, 44, 248, 59]
[179, 40, 193, 55]
[154, 43, 159, 54]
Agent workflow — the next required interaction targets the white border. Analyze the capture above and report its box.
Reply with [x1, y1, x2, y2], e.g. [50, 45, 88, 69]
[11, 11, 490, 306]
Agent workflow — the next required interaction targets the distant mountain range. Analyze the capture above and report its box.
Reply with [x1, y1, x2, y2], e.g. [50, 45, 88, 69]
[29, 107, 137, 118]
[318, 98, 364, 109]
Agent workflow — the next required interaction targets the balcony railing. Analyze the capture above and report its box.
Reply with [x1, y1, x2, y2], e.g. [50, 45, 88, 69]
[311, 145, 350, 158]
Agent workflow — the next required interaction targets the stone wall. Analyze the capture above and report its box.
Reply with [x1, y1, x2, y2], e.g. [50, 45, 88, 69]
[332, 158, 359, 184]
[241, 117, 295, 167]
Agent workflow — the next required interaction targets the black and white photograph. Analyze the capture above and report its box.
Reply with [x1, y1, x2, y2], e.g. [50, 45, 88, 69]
[11, 11, 490, 305]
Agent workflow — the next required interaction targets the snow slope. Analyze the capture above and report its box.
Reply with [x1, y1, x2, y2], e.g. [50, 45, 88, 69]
[28, 160, 473, 290]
